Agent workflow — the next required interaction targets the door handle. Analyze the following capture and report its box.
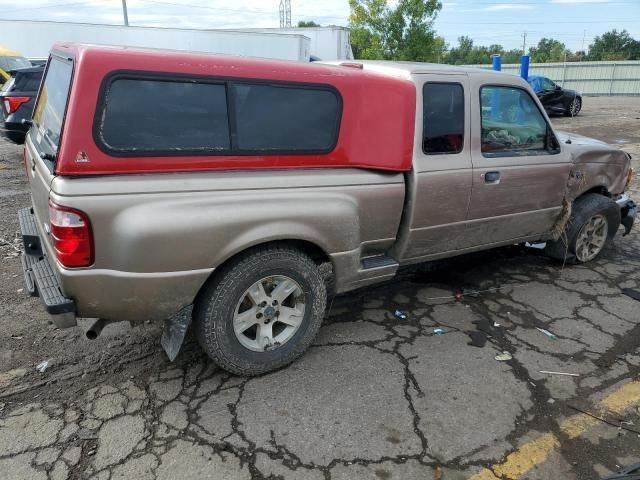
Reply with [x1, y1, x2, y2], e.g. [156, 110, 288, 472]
[483, 171, 501, 184]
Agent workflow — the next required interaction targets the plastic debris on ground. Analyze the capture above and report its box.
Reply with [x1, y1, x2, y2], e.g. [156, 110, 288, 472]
[622, 288, 640, 302]
[602, 461, 640, 480]
[467, 331, 487, 348]
[539, 370, 579, 377]
[35, 360, 50, 373]
[536, 327, 557, 339]
[473, 318, 495, 335]
[495, 351, 512, 361]
[433, 328, 444, 336]
[394, 309, 408, 320]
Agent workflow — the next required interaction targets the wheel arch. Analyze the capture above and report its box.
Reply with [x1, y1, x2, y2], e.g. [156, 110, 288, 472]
[575, 185, 611, 199]
[193, 238, 333, 307]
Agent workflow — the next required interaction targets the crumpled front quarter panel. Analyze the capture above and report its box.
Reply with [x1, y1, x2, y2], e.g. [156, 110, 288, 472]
[563, 140, 631, 198]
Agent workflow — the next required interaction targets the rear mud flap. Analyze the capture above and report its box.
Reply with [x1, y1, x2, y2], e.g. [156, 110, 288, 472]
[161, 305, 193, 361]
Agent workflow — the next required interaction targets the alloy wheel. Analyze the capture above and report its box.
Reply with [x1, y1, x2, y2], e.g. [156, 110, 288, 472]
[575, 214, 608, 262]
[233, 275, 305, 352]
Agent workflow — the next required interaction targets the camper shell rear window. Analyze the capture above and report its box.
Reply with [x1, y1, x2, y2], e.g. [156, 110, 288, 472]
[31, 56, 73, 156]
[94, 71, 342, 157]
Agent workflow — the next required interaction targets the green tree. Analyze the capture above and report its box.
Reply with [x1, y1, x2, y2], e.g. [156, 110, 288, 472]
[588, 29, 640, 60]
[503, 48, 524, 64]
[297, 20, 321, 27]
[348, 0, 444, 62]
[445, 36, 496, 64]
[529, 38, 570, 63]
[446, 36, 474, 64]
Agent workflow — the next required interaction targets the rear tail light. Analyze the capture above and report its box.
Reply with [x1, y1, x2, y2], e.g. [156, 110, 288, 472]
[48, 200, 94, 268]
[4, 96, 30, 114]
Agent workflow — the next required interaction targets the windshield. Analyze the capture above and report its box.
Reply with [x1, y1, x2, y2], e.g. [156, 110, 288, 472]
[0, 56, 32, 71]
[32, 57, 73, 153]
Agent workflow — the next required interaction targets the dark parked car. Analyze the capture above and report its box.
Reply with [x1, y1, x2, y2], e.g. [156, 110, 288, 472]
[527, 74, 582, 117]
[0, 65, 43, 144]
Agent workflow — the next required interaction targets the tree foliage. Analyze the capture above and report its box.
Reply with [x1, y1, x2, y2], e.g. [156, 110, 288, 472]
[348, 0, 446, 62]
[588, 29, 640, 60]
[529, 38, 569, 63]
[297, 20, 321, 28]
[347, 5, 640, 66]
[445, 36, 521, 65]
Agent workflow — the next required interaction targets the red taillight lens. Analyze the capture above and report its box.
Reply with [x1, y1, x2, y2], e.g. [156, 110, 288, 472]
[48, 200, 94, 268]
[4, 96, 30, 114]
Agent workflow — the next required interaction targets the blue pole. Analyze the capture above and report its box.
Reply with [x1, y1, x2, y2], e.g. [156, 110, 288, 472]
[492, 54, 502, 71]
[520, 55, 530, 80]
[491, 55, 501, 120]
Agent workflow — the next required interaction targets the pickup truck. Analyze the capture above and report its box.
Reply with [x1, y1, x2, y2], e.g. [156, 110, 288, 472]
[20, 44, 636, 375]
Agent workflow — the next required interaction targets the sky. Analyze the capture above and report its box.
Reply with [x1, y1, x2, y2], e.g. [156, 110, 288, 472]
[0, 0, 638, 52]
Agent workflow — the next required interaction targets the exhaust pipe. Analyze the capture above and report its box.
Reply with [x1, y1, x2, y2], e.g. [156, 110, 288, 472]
[86, 319, 107, 340]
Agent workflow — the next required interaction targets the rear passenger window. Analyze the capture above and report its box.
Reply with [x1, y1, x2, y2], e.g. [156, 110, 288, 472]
[231, 83, 340, 152]
[423, 83, 464, 155]
[98, 78, 230, 154]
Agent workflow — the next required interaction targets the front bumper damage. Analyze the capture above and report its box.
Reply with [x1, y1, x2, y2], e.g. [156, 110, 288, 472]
[18, 207, 77, 328]
[616, 194, 637, 236]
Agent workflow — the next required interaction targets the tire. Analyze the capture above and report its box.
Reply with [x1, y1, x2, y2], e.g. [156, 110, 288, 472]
[545, 194, 620, 264]
[565, 96, 581, 117]
[194, 246, 327, 376]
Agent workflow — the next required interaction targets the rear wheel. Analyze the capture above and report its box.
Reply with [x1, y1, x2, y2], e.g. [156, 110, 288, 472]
[545, 194, 620, 263]
[194, 246, 326, 376]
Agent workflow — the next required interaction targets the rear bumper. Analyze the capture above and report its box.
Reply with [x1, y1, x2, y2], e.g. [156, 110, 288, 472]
[0, 120, 27, 143]
[616, 194, 637, 236]
[18, 207, 77, 328]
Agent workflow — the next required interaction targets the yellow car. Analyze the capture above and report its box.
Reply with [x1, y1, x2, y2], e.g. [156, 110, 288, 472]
[0, 46, 32, 86]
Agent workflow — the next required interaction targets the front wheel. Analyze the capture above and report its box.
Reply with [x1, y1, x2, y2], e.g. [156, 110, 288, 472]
[545, 194, 620, 263]
[194, 246, 327, 376]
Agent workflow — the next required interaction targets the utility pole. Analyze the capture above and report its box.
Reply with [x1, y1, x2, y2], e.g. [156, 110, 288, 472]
[285, 0, 291, 27]
[122, 0, 129, 26]
[279, 0, 291, 28]
[581, 29, 586, 60]
[522, 31, 527, 55]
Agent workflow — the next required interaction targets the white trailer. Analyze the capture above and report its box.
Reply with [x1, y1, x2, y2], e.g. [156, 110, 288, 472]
[0, 19, 311, 61]
[234, 26, 354, 61]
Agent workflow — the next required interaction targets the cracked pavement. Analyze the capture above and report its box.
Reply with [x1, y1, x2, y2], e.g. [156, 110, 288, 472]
[1, 97, 639, 479]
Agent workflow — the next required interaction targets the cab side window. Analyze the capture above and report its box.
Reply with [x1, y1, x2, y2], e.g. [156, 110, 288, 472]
[480, 86, 557, 156]
[423, 82, 464, 155]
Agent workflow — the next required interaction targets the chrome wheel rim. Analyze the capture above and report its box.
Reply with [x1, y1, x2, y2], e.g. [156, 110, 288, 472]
[571, 98, 581, 116]
[575, 214, 608, 262]
[233, 275, 305, 352]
